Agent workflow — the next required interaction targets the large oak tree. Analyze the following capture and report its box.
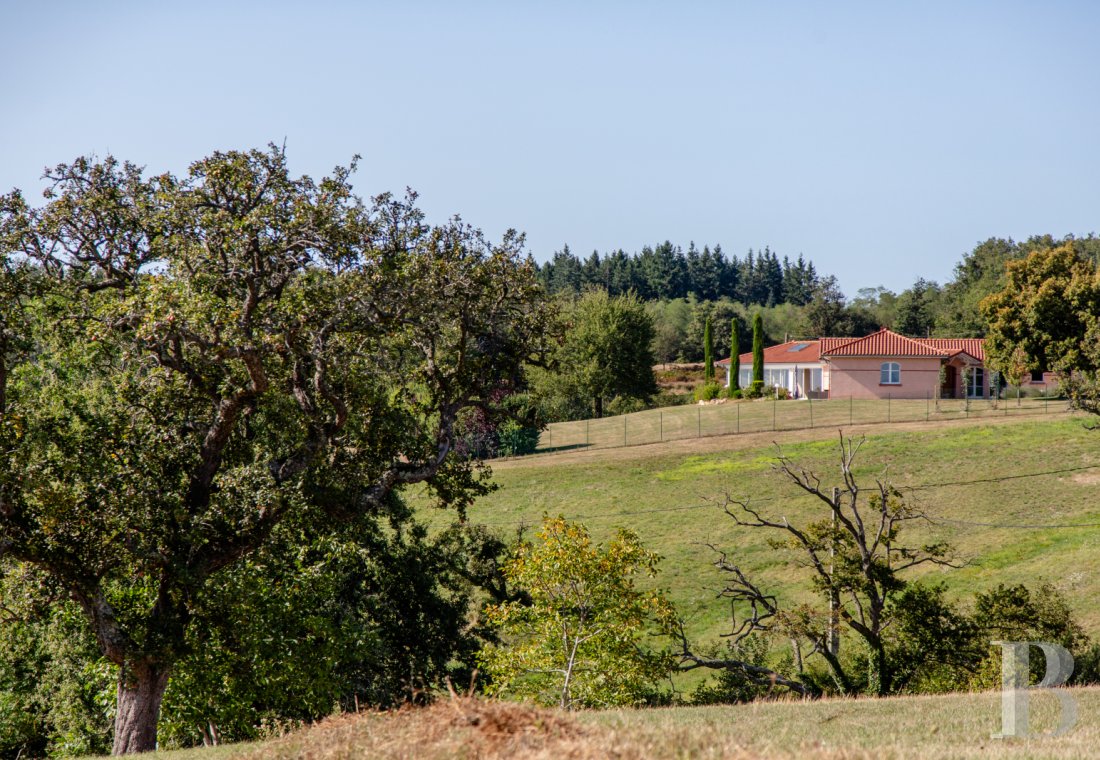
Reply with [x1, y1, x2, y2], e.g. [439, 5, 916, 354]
[0, 147, 553, 753]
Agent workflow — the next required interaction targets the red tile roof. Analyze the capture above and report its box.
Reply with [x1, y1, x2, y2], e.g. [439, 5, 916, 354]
[717, 340, 821, 365]
[718, 329, 986, 364]
[821, 328, 949, 357]
[919, 338, 986, 362]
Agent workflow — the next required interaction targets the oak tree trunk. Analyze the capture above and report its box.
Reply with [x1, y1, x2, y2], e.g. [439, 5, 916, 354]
[112, 663, 170, 755]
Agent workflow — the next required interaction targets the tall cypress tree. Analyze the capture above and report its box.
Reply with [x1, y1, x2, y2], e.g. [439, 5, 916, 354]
[704, 316, 714, 383]
[752, 312, 765, 392]
[729, 317, 741, 395]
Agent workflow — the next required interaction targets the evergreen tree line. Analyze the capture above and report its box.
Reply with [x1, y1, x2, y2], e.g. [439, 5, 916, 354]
[535, 241, 819, 306]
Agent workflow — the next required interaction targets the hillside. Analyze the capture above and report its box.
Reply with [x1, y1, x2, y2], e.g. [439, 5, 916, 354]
[420, 413, 1100, 658]
[139, 688, 1100, 759]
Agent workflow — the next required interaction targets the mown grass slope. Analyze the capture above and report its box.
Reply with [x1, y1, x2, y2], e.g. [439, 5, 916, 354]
[419, 413, 1100, 657]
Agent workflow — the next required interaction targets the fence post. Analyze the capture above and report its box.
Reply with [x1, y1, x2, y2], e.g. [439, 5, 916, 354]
[624, 414, 628, 446]
[773, 398, 777, 431]
[849, 395, 853, 426]
[888, 393, 891, 423]
[697, 406, 701, 438]
[660, 411, 663, 442]
[926, 391, 930, 421]
[586, 419, 590, 447]
[736, 402, 740, 434]
[809, 397, 814, 428]
[548, 426, 552, 450]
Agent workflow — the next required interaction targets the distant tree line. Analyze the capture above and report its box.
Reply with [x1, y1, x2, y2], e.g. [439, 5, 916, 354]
[857, 233, 1100, 339]
[535, 242, 819, 306]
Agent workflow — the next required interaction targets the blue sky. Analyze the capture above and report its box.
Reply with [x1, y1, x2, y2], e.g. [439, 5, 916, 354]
[1, 1, 1097, 294]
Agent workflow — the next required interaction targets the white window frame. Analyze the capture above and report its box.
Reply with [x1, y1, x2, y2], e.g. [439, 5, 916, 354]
[764, 368, 789, 389]
[966, 367, 985, 398]
[880, 362, 901, 385]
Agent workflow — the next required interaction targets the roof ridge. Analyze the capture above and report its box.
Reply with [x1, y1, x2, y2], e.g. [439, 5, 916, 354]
[821, 328, 951, 357]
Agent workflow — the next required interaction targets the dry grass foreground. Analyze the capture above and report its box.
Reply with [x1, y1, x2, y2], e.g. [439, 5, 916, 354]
[219, 689, 1100, 760]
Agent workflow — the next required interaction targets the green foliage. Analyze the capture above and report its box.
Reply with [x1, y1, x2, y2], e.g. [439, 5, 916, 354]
[886, 583, 978, 693]
[479, 517, 676, 709]
[0, 570, 113, 758]
[689, 635, 773, 705]
[536, 242, 820, 306]
[693, 383, 722, 402]
[496, 420, 541, 457]
[751, 313, 764, 390]
[982, 244, 1100, 415]
[893, 278, 941, 337]
[0, 511, 499, 753]
[0, 146, 553, 751]
[529, 290, 657, 420]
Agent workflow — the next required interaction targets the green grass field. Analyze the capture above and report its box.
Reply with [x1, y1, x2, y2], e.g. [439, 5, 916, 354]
[420, 413, 1100, 664]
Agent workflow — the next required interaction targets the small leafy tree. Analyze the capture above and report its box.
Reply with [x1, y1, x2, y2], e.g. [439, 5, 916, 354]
[982, 244, 1100, 415]
[728, 316, 741, 396]
[751, 312, 765, 393]
[529, 290, 657, 419]
[479, 517, 676, 709]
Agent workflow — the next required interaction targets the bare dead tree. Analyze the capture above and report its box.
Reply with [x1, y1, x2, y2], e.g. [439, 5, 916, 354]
[677, 432, 959, 697]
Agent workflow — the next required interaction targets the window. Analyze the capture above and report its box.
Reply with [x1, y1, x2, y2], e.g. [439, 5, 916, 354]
[967, 367, 985, 398]
[807, 367, 823, 392]
[1030, 369, 1045, 382]
[738, 367, 752, 387]
[880, 362, 900, 385]
[764, 368, 789, 389]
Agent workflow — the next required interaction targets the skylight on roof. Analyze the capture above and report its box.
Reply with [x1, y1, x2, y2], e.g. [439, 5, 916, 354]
[787, 343, 810, 352]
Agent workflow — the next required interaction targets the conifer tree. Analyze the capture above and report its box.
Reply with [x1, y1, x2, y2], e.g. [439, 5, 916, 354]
[752, 312, 765, 392]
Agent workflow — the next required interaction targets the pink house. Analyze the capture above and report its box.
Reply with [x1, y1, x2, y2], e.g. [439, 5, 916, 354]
[719, 328, 992, 400]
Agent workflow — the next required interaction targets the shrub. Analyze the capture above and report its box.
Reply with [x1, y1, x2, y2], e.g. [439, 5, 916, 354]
[652, 390, 692, 408]
[729, 389, 743, 400]
[496, 420, 540, 457]
[694, 383, 723, 402]
[690, 635, 773, 705]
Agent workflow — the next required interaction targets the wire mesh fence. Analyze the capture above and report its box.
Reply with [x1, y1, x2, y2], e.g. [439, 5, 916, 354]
[536, 394, 1071, 454]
